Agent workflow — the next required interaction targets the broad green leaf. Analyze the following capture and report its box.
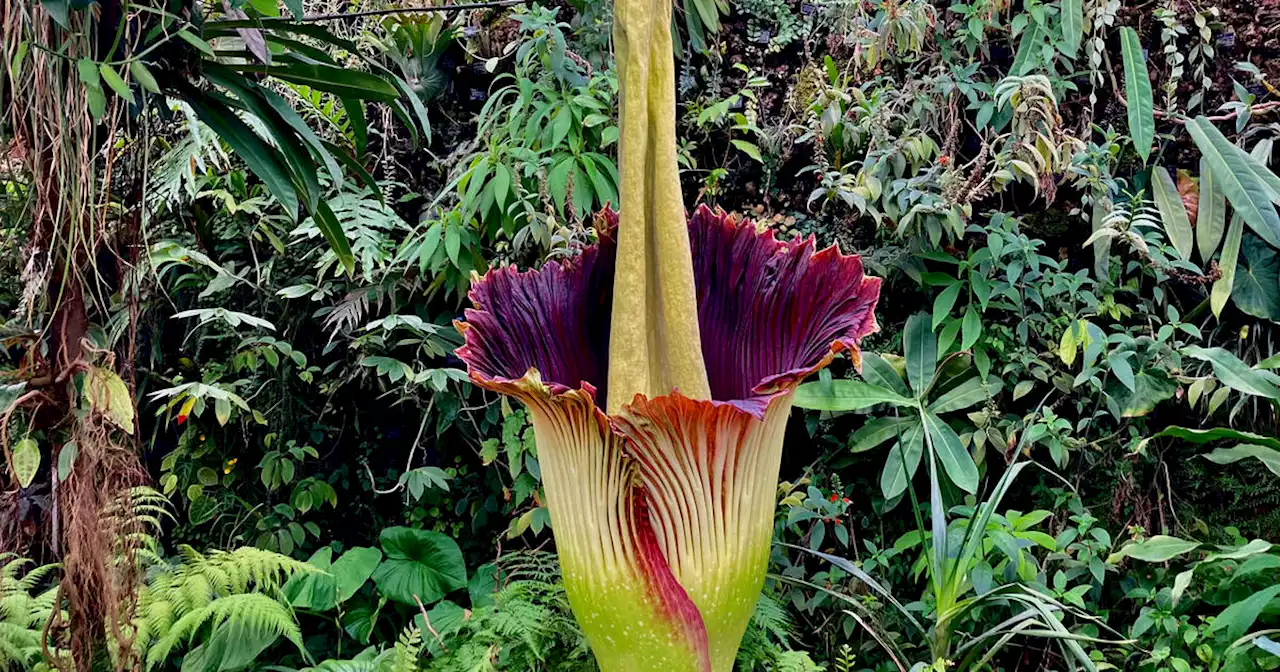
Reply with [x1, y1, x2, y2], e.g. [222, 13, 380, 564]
[1120, 27, 1154, 163]
[371, 527, 467, 606]
[1212, 214, 1244, 317]
[469, 562, 499, 609]
[11, 438, 39, 487]
[880, 421, 924, 501]
[903, 313, 936, 396]
[1010, 24, 1041, 75]
[1152, 426, 1280, 451]
[490, 164, 512, 209]
[1106, 368, 1175, 418]
[313, 200, 356, 276]
[98, 63, 134, 105]
[331, 547, 383, 603]
[230, 63, 399, 102]
[849, 416, 914, 453]
[177, 29, 217, 57]
[129, 60, 161, 94]
[1106, 535, 1200, 564]
[960, 305, 981, 350]
[76, 58, 100, 87]
[1152, 166, 1194, 260]
[214, 397, 231, 426]
[793, 380, 915, 412]
[57, 441, 78, 481]
[1204, 444, 1280, 478]
[933, 283, 960, 328]
[923, 410, 978, 493]
[283, 547, 338, 611]
[1182, 346, 1280, 399]
[85, 366, 135, 433]
[1171, 569, 1194, 608]
[730, 139, 763, 162]
[861, 353, 910, 397]
[1059, 321, 1080, 366]
[1208, 584, 1280, 640]
[929, 376, 999, 414]
[41, 0, 71, 28]
[1186, 117, 1280, 248]
[1202, 539, 1273, 563]
[1232, 234, 1280, 320]
[1061, 0, 1083, 57]
[1197, 159, 1226, 262]
[1109, 354, 1136, 392]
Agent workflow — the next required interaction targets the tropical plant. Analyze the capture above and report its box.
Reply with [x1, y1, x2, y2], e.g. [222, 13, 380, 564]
[795, 312, 1000, 502]
[784, 451, 1128, 671]
[0, 555, 59, 668]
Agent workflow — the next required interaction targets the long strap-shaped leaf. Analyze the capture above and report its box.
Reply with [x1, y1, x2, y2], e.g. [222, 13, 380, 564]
[1211, 214, 1244, 317]
[1152, 166, 1194, 260]
[182, 87, 300, 220]
[1197, 157, 1226, 262]
[1119, 27, 1154, 163]
[607, 0, 710, 411]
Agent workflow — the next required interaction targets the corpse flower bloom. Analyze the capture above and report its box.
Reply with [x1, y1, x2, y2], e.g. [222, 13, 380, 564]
[455, 206, 881, 671]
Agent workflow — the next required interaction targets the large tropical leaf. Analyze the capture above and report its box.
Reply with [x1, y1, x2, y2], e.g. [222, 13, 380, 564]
[1152, 166, 1193, 260]
[1182, 345, 1280, 399]
[1197, 158, 1226, 262]
[1232, 234, 1280, 320]
[1212, 214, 1244, 317]
[794, 380, 915, 411]
[1119, 27, 1154, 163]
[880, 420, 925, 501]
[904, 313, 937, 395]
[371, 527, 467, 606]
[922, 410, 978, 493]
[230, 62, 400, 102]
[284, 546, 382, 612]
[1151, 425, 1280, 451]
[1186, 117, 1280, 248]
[1204, 444, 1280, 478]
[1106, 535, 1201, 564]
[1061, 0, 1083, 57]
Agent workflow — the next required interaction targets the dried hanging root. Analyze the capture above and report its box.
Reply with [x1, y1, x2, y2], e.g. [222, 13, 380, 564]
[57, 413, 147, 671]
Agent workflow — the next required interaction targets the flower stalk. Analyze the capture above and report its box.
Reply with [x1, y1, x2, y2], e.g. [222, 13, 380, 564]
[608, 0, 710, 411]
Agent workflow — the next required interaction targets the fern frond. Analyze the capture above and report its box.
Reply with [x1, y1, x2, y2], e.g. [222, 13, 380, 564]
[144, 593, 304, 670]
[392, 625, 422, 672]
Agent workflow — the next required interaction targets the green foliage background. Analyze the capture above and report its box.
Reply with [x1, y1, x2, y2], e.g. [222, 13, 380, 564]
[2, 0, 1280, 669]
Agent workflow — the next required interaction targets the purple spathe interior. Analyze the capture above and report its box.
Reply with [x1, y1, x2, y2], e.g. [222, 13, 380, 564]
[455, 206, 880, 410]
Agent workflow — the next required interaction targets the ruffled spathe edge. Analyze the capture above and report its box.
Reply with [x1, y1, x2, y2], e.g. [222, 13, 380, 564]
[455, 204, 881, 418]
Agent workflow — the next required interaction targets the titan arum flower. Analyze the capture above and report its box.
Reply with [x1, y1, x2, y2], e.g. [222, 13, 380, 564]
[454, 0, 881, 670]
